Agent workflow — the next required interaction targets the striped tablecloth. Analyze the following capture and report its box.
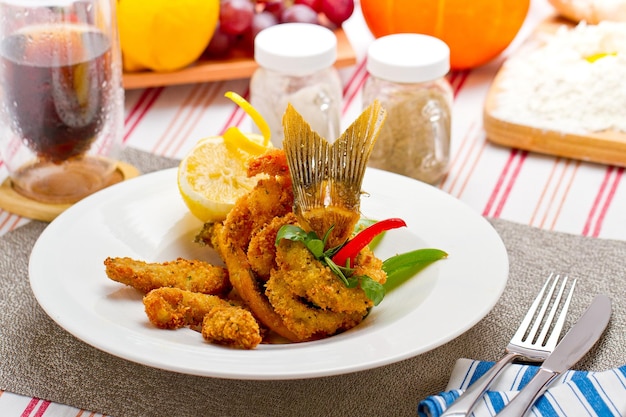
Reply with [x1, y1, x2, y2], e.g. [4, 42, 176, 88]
[1, 1, 624, 416]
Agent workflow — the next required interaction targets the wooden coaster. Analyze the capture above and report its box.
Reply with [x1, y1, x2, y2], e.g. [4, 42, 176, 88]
[0, 161, 140, 222]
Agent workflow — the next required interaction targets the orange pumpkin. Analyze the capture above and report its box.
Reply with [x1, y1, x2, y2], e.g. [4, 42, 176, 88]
[360, 0, 530, 70]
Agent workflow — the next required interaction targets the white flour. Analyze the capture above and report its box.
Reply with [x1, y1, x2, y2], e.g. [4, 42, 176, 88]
[491, 21, 626, 134]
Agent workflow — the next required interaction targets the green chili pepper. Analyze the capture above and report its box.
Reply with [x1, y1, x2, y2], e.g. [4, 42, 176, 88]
[382, 248, 448, 292]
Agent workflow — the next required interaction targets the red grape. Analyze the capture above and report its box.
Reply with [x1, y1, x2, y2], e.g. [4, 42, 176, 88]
[251, 10, 279, 38]
[239, 9, 280, 51]
[280, 4, 319, 24]
[219, 0, 255, 35]
[261, 0, 286, 19]
[294, 0, 322, 13]
[320, 0, 354, 26]
[204, 24, 237, 57]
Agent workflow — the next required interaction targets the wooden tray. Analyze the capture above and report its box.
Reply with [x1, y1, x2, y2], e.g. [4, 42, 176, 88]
[483, 17, 626, 167]
[122, 28, 356, 89]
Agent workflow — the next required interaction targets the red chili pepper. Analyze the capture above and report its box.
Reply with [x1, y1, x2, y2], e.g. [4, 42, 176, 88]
[331, 218, 407, 268]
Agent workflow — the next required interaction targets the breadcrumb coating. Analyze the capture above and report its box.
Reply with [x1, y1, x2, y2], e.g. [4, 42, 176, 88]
[201, 305, 262, 349]
[143, 287, 230, 329]
[104, 257, 230, 295]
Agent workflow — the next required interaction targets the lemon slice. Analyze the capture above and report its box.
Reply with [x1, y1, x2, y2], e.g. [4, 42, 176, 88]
[178, 134, 269, 222]
[178, 92, 274, 222]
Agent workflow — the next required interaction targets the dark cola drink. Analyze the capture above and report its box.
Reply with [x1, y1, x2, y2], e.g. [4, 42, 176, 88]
[0, 24, 112, 163]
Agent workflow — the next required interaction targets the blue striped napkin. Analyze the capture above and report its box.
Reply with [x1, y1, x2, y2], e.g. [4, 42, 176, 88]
[417, 358, 626, 417]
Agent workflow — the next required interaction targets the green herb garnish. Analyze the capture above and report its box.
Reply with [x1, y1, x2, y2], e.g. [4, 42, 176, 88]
[276, 224, 385, 305]
[275, 220, 447, 306]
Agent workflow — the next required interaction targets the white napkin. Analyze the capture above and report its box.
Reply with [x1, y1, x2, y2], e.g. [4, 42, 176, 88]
[417, 358, 626, 416]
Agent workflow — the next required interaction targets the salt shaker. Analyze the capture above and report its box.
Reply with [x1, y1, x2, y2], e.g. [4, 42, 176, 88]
[363, 34, 453, 185]
[250, 23, 342, 148]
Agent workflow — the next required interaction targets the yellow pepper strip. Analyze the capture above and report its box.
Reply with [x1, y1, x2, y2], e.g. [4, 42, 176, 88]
[225, 91, 271, 146]
[223, 126, 268, 157]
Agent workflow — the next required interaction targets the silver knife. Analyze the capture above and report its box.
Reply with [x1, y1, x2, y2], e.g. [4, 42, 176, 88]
[496, 293, 612, 417]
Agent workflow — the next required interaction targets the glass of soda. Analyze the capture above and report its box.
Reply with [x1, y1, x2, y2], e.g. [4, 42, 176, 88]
[0, 0, 124, 205]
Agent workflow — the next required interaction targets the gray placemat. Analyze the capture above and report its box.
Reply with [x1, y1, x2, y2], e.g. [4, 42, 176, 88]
[1, 148, 624, 417]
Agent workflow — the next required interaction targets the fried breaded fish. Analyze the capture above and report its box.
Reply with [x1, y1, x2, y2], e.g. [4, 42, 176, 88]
[201, 304, 262, 349]
[143, 287, 229, 329]
[144, 287, 262, 349]
[104, 257, 231, 295]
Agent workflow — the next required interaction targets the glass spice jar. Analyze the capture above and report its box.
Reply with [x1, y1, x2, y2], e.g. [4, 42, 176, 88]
[250, 23, 342, 148]
[363, 33, 453, 185]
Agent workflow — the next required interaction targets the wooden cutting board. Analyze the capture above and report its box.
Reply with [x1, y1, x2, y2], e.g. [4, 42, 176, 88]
[483, 17, 626, 167]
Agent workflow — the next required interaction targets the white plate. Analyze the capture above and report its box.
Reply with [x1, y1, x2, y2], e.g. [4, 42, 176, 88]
[29, 167, 508, 380]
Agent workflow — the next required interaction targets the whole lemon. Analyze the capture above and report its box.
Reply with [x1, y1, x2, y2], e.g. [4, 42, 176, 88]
[117, 0, 219, 72]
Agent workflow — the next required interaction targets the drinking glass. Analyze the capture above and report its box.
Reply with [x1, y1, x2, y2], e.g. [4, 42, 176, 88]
[0, 0, 124, 205]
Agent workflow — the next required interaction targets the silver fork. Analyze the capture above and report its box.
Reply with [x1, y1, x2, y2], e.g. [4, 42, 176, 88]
[441, 273, 577, 417]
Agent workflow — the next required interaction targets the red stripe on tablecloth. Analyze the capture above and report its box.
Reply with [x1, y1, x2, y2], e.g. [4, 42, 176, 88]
[529, 158, 578, 229]
[343, 58, 367, 96]
[0, 211, 20, 233]
[32, 400, 50, 417]
[0, 212, 11, 231]
[450, 70, 470, 97]
[343, 70, 369, 114]
[20, 398, 49, 417]
[447, 71, 457, 86]
[582, 166, 614, 236]
[20, 398, 37, 416]
[437, 70, 472, 192]
[492, 150, 527, 218]
[548, 160, 579, 230]
[124, 88, 151, 126]
[219, 108, 248, 137]
[233, 106, 248, 127]
[592, 166, 623, 237]
[152, 84, 209, 155]
[342, 59, 368, 114]
[440, 121, 479, 192]
[530, 158, 561, 227]
[452, 140, 488, 200]
[123, 87, 164, 143]
[482, 149, 520, 217]
[165, 84, 223, 157]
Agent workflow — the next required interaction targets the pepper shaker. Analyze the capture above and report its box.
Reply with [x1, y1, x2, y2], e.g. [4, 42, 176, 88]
[363, 34, 453, 184]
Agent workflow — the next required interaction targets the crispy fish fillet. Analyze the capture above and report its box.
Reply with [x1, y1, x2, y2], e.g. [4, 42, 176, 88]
[264, 273, 367, 341]
[211, 148, 302, 342]
[247, 213, 298, 280]
[274, 240, 376, 314]
[201, 304, 262, 349]
[262, 239, 384, 341]
[213, 223, 301, 342]
[143, 287, 229, 329]
[144, 288, 262, 349]
[104, 257, 231, 295]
